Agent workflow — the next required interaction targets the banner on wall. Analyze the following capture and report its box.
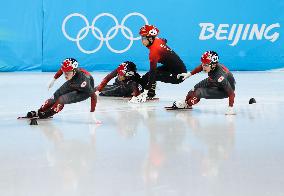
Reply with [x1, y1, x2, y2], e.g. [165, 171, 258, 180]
[0, 0, 43, 71]
[0, 0, 283, 71]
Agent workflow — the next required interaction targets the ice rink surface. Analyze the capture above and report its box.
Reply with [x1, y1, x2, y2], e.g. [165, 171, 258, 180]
[0, 71, 284, 196]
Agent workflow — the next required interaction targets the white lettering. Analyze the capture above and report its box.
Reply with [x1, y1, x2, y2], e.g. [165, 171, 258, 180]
[216, 24, 229, 40]
[264, 23, 280, 42]
[242, 24, 251, 40]
[230, 24, 244, 46]
[228, 24, 237, 40]
[249, 24, 266, 40]
[160, 44, 172, 51]
[199, 23, 280, 46]
[199, 23, 215, 40]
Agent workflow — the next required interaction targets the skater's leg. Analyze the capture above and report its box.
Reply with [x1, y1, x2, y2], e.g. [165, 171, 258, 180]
[99, 84, 132, 97]
[27, 97, 56, 118]
[38, 91, 90, 119]
[185, 90, 201, 106]
[185, 87, 228, 107]
[195, 87, 228, 99]
[34, 81, 74, 117]
[140, 72, 157, 98]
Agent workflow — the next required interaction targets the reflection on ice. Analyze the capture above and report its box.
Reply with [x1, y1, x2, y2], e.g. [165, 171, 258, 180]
[0, 71, 283, 196]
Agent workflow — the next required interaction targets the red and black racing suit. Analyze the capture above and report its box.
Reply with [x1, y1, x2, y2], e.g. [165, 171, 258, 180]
[141, 38, 187, 97]
[185, 63, 236, 107]
[38, 68, 97, 118]
[96, 68, 142, 97]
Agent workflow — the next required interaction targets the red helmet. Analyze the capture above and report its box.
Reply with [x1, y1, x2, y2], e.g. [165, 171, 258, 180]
[61, 58, 78, 72]
[139, 25, 159, 37]
[201, 51, 219, 65]
[117, 61, 136, 77]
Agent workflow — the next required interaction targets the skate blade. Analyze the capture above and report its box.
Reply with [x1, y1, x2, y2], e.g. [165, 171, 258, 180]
[164, 106, 192, 110]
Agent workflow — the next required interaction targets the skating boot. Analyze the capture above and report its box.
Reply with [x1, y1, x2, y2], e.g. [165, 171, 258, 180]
[172, 100, 192, 109]
[26, 111, 38, 118]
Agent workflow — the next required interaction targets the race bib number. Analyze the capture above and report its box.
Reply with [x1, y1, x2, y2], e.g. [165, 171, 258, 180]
[53, 104, 62, 113]
[191, 97, 198, 105]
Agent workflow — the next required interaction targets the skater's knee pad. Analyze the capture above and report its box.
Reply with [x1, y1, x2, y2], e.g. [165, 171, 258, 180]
[185, 90, 200, 106]
[186, 90, 197, 99]
[39, 98, 55, 112]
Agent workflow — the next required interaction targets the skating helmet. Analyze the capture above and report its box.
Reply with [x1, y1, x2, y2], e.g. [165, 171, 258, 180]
[117, 61, 137, 77]
[61, 58, 78, 72]
[139, 25, 159, 37]
[201, 51, 219, 65]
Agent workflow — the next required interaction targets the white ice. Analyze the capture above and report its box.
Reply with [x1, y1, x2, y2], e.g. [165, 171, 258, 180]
[0, 71, 284, 196]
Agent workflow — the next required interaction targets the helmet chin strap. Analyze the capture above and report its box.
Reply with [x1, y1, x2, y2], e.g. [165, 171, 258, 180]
[146, 36, 155, 47]
[72, 68, 77, 77]
[210, 63, 218, 70]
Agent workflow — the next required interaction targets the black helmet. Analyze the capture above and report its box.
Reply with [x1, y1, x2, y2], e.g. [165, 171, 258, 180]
[117, 61, 137, 77]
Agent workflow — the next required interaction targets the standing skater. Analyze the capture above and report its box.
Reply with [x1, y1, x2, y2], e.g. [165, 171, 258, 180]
[130, 25, 187, 103]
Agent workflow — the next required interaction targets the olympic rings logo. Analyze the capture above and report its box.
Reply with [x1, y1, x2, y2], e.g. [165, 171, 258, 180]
[62, 12, 149, 54]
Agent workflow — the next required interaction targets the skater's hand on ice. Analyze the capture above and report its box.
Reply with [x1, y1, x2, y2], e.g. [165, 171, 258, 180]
[177, 72, 192, 80]
[136, 90, 148, 103]
[225, 106, 236, 115]
[89, 112, 102, 124]
[47, 78, 56, 90]
[129, 96, 140, 104]
[129, 90, 148, 103]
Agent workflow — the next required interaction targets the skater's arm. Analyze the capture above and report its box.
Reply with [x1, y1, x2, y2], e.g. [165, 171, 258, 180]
[54, 69, 63, 79]
[226, 87, 235, 107]
[227, 90, 235, 107]
[90, 92, 97, 112]
[47, 69, 63, 90]
[190, 64, 203, 75]
[177, 63, 202, 80]
[218, 76, 235, 107]
[97, 70, 117, 92]
[89, 92, 101, 124]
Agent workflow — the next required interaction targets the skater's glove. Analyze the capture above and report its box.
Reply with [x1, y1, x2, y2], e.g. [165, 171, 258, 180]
[47, 78, 56, 90]
[177, 72, 192, 80]
[225, 106, 236, 115]
[89, 112, 102, 124]
[95, 90, 100, 96]
[129, 96, 140, 104]
[129, 90, 148, 103]
[137, 90, 148, 103]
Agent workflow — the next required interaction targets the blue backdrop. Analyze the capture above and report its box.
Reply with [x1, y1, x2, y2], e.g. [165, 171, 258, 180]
[0, 0, 283, 71]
